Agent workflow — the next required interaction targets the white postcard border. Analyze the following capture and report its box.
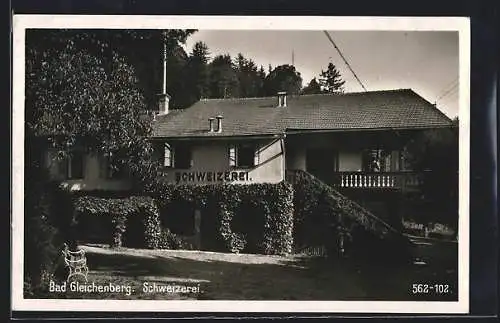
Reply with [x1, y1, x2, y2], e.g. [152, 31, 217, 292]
[11, 15, 470, 314]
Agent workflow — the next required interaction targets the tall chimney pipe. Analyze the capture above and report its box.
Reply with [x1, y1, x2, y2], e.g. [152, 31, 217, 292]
[162, 31, 167, 94]
[215, 115, 223, 133]
[208, 117, 215, 132]
[277, 91, 287, 107]
[157, 30, 170, 115]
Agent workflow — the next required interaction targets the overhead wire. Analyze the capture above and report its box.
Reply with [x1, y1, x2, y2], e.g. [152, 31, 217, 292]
[323, 31, 367, 92]
[436, 82, 459, 102]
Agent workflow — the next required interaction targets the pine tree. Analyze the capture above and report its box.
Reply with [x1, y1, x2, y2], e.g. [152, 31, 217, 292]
[235, 53, 263, 98]
[207, 54, 240, 98]
[319, 62, 346, 93]
[256, 66, 267, 97]
[187, 41, 210, 102]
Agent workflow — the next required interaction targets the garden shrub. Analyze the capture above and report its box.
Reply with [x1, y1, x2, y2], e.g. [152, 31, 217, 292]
[157, 228, 195, 250]
[24, 168, 69, 295]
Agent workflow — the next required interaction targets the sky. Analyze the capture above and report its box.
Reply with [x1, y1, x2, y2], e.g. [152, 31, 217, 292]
[185, 30, 459, 118]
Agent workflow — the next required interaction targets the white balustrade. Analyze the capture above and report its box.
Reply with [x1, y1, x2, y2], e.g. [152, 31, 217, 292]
[339, 173, 400, 188]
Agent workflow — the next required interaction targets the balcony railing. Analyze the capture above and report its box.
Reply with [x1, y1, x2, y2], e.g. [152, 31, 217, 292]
[333, 171, 422, 189]
[286, 170, 424, 191]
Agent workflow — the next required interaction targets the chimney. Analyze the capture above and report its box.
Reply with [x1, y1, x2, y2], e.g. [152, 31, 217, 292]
[215, 115, 223, 133]
[208, 117, 215, 132]
[277, 91, 287, 107]
[157, 93, 171, 115]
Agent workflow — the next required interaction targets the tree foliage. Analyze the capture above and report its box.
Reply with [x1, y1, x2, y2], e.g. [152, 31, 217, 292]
[25, 29, 195, 186]
[319, 62, 346, 93]
[207, 54, 240, 98]
[26, 29, 195, 109]
[234, 53, 266, 98]
[402, 119, 459, 229]
[301, 78, 323, 95]
[263, 64, 303, 95]
[187, 41, 210, 102]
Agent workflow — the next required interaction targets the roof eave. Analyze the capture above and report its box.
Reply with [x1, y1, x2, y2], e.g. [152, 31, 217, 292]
[284, 124, 455, 134]
[150, 133, 284, 141]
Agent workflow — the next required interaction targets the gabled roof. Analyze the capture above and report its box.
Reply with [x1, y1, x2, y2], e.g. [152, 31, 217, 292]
[151, 89, 454, 139]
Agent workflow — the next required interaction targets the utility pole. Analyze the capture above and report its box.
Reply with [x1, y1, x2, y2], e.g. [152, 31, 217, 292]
[162, 30, 167, 94]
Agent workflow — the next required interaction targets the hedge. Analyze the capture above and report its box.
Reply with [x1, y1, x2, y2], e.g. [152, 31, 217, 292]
[291, 170, 414, 264]
[73, 195, 161, 249]
[69, 181, 294, 256]
[146, 181, 294, 256]
[24, 175, 69, 294]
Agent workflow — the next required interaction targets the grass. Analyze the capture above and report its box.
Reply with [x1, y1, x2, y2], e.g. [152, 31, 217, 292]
[28, 240, 458, 301]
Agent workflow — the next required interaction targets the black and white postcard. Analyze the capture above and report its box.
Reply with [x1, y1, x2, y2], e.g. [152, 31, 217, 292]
[12, 15, 470, 313]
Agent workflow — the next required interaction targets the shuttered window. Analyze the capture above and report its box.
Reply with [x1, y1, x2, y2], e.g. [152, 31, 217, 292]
[229, 143, 257, 168]
[159, 142, 192, 169]
[254, 149, 260, 167]
[164, 143, 172, 167]
[229, 145, 237, 167]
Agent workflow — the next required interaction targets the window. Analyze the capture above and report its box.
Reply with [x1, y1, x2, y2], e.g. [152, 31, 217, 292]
[158, 142, 191, 169]
[66, 151, 85, 179]
[162, 143, 172, 168]
[362, 149, 395, 172]
[174, 145, 192, 169]
[229, 143, 258, 168]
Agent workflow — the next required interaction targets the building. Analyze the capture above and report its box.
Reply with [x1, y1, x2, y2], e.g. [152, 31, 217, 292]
[151, 89, 453, 191]
[38, 86, 455, 233]
[41, 88, 453, 196]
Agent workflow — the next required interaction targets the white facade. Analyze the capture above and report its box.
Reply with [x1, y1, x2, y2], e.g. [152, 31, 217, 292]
[155, 137, 285, 185]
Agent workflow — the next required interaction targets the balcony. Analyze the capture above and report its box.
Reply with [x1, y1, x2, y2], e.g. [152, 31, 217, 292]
[286, 170, 424, 191]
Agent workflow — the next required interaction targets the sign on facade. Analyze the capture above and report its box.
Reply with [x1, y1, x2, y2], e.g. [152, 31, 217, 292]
[173, 171, 252, 184]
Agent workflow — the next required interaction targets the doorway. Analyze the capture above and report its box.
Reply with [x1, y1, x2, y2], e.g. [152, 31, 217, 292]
[306, 148, 338, 183]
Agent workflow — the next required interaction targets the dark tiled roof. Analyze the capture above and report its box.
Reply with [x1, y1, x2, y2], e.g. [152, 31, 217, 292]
[151, 89, 453, 138]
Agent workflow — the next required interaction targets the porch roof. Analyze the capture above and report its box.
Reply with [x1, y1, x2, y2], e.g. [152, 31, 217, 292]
[152, 89, 454, 139]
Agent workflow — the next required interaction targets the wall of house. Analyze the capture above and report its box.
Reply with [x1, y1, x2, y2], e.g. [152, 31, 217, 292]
[338, 151, 363, 171]
[44, 150, 131, 191]
[157, 138, 285, 185]
[285, 132, 403, 173]
[286, 146, 307, 170]
[285, 147, 362, 172]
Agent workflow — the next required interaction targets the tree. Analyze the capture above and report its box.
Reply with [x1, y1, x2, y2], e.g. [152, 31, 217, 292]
[207, 54, 240, 98]
[256, 65, 267, 97]
[264, 64, 303, 96]
[319, 62, 346, 93]
[234, 53, 265, 98]
[24, 30, 196, 289]
[187, 41, 210, 102]
[25, 29, 196, 187]
[301, 78, 323, 95]
[402, 119, 459, 234]
[26, 29, 196, 111]
[165, 44, 192, 109]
